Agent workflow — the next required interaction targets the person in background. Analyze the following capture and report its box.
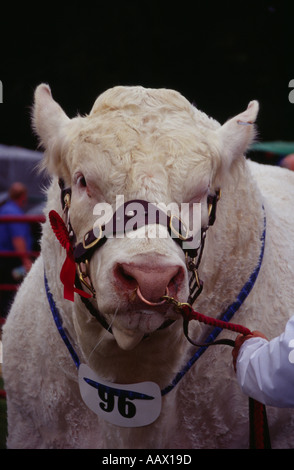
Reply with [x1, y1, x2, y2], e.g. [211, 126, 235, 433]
[232, 315, 294, 408]
[0, 182, 32, 319]
[279, 153, 294, 171]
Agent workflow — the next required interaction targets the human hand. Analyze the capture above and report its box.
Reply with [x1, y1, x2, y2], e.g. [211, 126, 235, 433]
[232, 331, 268, 371]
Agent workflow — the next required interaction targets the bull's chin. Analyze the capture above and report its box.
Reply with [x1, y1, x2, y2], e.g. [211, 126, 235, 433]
[112, 325, 145, 351]
[107, 307, 175, 350]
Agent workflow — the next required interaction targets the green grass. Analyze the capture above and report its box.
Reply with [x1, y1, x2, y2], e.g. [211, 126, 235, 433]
[0, 376, 7, 449]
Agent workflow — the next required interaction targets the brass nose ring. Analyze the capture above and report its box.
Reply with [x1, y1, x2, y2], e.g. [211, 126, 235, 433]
[136, 287, 169, 306]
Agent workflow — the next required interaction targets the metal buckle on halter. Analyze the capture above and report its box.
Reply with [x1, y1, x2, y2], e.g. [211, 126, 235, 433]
[64, 193, 71, 210]
[161, 295, 191, 310]
[77, 260, 96, 298]
[185, 253, 204, 304]
[190, 263, 202, 289]
[169, 215, 189, 241]
[186, 255, 202, 288]
[82, 226, 103, 250]
[207, 188, 221, 226]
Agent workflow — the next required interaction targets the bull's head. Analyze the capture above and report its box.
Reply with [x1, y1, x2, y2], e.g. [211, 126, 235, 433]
[33, 84, 258, 351]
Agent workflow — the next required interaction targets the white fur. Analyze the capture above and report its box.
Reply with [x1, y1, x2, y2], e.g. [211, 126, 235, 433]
[3, 85, 294, 448]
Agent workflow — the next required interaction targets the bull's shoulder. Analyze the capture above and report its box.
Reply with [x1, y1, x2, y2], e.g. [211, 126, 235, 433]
[2, 255, 53, 365]
[248, 159, 294, 201]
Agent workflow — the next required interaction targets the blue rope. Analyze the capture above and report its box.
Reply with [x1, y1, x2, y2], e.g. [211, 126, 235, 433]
[44, 208, 266, 397]
[44, 273, 80, 369]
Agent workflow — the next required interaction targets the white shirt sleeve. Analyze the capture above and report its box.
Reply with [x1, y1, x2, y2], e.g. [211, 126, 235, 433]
[236, 315, 294, 408]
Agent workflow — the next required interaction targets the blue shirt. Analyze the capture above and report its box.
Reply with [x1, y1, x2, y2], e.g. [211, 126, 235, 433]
[0, 200, 32, 251]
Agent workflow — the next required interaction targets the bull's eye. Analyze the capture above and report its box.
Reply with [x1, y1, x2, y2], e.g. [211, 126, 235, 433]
[76, 173, 87, 188]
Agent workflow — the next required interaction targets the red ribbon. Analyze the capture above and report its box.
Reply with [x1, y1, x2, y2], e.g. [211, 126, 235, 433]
[49, 210, 92, 302]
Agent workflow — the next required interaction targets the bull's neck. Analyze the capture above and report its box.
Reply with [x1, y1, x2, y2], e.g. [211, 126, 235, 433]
[197, 160, 265, 314]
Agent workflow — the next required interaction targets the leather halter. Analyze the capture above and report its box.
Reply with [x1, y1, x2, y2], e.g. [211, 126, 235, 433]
[74, 198, 198, 263]
[58, 178, 220, 328]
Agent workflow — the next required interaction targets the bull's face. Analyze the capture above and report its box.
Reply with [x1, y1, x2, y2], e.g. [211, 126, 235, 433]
[34, 85, 258, 350]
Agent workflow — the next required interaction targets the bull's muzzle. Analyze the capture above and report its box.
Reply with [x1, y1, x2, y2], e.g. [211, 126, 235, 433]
[114, 262, 184, 306]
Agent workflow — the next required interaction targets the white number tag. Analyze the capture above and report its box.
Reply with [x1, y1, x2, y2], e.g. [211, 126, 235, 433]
[78, 363, 162, 427]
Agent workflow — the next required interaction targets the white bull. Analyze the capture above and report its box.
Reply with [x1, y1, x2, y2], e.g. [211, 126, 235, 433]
[3, 84, 294, 448]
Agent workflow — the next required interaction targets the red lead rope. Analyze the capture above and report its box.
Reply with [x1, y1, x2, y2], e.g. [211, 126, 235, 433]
[180, 303, 252, 336]
[162, 297, 253, 348]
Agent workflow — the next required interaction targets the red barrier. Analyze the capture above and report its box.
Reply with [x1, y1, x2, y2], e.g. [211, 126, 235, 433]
[0, 251, 41, 258]
[0, 284, 19, 291]
[0, 215, 46, 223]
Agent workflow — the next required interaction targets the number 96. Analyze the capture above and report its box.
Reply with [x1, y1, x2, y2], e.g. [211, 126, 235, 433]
[98, 388, 136, 419]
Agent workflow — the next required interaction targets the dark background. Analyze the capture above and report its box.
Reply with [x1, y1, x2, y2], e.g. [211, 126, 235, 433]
[0, 1, 293, 152]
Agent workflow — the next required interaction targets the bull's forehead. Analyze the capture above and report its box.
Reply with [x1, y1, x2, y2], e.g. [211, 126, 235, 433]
[69, 87, 220, 203]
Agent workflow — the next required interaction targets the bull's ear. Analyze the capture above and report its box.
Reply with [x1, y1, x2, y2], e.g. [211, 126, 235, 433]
[216, 100, 259, 168]
[32, 84, 71, 173]
[33, 84, 70, 146]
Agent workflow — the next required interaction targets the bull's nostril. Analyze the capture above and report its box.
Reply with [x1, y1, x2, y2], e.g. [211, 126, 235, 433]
[114, 264, 138, 289]
[168, 268, 184, 290]
[120, 268, 134, 282]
